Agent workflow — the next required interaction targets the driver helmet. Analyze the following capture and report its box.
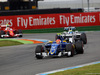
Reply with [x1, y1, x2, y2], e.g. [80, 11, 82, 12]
[6, 24, 10, 27]
[56, 39, 61, 44]
[5, 24, 11, 30]
[68, 30, 73, 34]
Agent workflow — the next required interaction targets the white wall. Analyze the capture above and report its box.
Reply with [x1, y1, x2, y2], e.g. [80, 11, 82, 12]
[0, 0, 7, 2]
[38, 0, 100, 9]
[23, 0, 29, 2]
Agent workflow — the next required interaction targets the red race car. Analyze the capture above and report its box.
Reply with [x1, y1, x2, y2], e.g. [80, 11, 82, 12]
[0, 25, 23, 38]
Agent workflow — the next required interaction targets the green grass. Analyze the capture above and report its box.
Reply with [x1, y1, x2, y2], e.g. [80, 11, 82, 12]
[49, 63, 100, 75]
[0, 39, 34, 44]
[0, 40, 23, 47]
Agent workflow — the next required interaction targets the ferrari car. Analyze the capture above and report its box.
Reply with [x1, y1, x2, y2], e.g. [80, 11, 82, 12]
[35, 38, 84, 59]
[56, 26, 87, 44]
[0, 25, 23, 38]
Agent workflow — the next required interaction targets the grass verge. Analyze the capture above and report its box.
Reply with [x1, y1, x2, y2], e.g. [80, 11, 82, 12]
[0, 40, 23, 47]
[49, 63, 100, 75]
[0, 39, 34, 44]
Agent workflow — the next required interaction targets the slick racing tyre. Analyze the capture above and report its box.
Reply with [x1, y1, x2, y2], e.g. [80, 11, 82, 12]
[18, 29, 23, 38]
[65, 44, 74, 57]
[55, 34, 62, 40]
[0, 30, 5, 38]
[80, 33, 87, 44]
[55, 34, 59, 40]
[75, 41, 84, 54]
[18, 29, 22, 33]
[35, 45, 44, 59]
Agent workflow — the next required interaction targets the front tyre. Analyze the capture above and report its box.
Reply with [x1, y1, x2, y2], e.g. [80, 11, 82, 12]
[19, 35, 23, 38]
[35, 45, 44, 59]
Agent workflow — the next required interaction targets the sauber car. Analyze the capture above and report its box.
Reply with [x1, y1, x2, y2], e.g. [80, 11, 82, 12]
[56, 26, 87, 44]
[0, 25, 23, 38]
[35, 38, 84, 59]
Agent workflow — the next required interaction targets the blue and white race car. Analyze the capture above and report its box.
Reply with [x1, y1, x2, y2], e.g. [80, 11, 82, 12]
[35, 38, 84, 59]
[56, 26, 87, 44]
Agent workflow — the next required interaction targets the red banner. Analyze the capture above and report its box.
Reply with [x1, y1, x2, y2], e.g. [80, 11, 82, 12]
[0, 12, 100, 30]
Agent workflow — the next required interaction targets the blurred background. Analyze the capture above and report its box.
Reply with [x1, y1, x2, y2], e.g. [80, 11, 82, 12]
[0, 0, 100, 12]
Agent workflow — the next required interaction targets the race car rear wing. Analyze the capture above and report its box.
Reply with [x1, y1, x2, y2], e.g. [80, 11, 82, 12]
[0, 25, 11, 27]
[64, 27, 76, 31]
[0, 25, 11, 30]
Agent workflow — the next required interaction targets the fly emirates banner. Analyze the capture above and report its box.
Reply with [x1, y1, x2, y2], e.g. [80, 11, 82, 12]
[0, 12, 100, 30]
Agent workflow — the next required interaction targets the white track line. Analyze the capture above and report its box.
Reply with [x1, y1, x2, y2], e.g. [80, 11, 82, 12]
[36, 61, 100, 75]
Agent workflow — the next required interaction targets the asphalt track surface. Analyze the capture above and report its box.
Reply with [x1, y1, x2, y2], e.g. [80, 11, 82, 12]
[0, 32, 100, 75]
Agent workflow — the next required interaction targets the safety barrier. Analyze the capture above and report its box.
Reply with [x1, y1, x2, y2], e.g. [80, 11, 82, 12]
[0, 11, 100, 31]
[22, 26, 100, 33]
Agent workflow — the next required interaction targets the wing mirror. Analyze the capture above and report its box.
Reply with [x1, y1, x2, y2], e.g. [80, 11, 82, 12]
[63, 40, 66, 42]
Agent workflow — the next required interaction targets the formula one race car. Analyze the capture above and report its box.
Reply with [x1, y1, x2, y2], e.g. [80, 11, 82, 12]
[35, 38, 84, 59]
[56, 27, 87, 44]
[0, 25, 23, 38]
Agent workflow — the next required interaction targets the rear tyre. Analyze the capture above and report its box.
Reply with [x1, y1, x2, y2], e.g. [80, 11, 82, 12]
[55, 34, 58, 40]
[35, 45, 44, 59]
[18, 29, 23, 38]
[80, 33, 87, 44]
[75, 41, 84, 54]
[65, 44, 74, 57]
[18, 29, 22, 33]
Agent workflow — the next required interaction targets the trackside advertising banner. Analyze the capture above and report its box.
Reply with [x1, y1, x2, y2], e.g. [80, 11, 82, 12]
[0, 12, 100, 30]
